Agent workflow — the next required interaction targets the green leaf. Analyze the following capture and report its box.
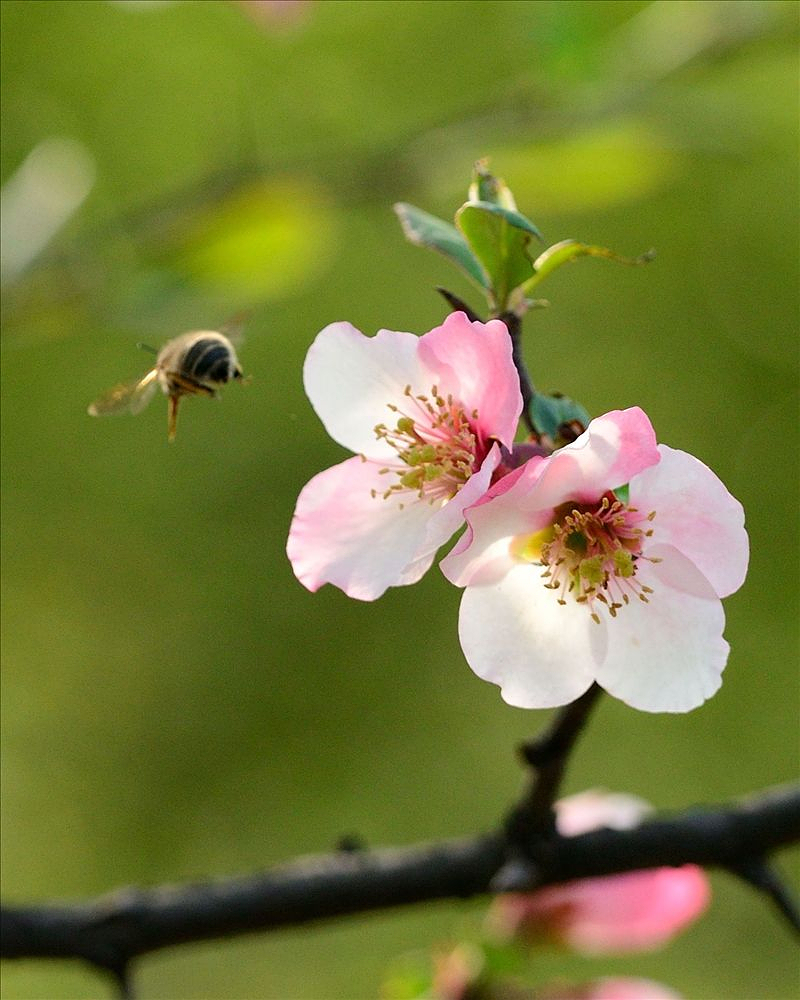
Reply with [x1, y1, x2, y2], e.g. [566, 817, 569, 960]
[467, 157, 518, 209]
[455, 201, 542, 310]
[530, 392, 591, 441]
[520, 238, 655, 295]
[393, 202, 490, 290]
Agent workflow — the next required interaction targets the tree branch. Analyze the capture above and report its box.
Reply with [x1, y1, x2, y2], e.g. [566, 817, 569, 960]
[3, 783, 799, 975]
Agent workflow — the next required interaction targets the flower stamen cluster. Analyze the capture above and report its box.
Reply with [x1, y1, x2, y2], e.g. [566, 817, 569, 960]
[372, 384, 480, 506]
[522, 496, 659, 624]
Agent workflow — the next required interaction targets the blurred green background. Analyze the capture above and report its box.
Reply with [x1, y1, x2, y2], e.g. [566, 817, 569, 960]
[1, 1, 798, 997]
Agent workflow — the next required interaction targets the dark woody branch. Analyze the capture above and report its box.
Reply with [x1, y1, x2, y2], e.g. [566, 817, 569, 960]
[507, 683, 605, 843]
[3, 783, 799, 980]
[499, 309, 536, 433]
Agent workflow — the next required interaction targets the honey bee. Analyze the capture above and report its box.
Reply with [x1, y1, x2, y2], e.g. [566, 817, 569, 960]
[88, 330, 244, 441]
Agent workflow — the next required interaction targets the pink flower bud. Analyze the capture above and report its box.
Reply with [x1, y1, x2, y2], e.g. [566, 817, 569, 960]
[488, 791, 710, 955]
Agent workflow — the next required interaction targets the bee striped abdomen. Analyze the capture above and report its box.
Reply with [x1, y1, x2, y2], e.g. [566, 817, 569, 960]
[182, 338, 234, 385]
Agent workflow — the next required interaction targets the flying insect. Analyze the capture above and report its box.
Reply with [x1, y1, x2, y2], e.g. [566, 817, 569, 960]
[88, 329, 244, 441]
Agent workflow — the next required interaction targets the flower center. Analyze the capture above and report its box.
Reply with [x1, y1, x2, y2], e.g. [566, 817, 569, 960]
[514, 494, 658, 623]
[372, 385, 480, 507]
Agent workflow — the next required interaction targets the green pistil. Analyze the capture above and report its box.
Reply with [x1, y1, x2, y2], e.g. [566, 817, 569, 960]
[578, 555, 605, 585]
[404, 444, 437, 466]
[400, 468, 425, 489]
[566, 530, 587, 555]
[613, 548, 635, 578]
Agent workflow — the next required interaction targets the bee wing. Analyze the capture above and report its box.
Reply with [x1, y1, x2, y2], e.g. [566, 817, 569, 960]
[88, 369, 159, 417]
[218, 311, 249, 347]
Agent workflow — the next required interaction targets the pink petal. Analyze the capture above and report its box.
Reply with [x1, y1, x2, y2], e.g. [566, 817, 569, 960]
[302, 322, 423, 459]
[489, 788, 709, 962]
[629, 445, 748, 598]
[458, 564, 602, 708]
[596, 545, 729, 712]
[286, 456, 438, 601]
[418, 312, 521, 448]
[530, 407, 660, 511]
[513, 865, 710, 955]
[441, 408, 659, 589]
[440, 457, 550, 587]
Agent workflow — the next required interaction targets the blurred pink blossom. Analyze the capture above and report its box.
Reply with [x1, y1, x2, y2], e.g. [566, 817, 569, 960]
[537, 977, 683, 1000]
[235, 0, 310, 29]
[431, 942, 484, 1000]
[488, 790, 710, 955]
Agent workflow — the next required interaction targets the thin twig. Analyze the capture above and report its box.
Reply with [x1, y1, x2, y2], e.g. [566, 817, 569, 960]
[111, 965, 135, 1000]
[731, 857, 800, 938]
[436, 287, 483, 323]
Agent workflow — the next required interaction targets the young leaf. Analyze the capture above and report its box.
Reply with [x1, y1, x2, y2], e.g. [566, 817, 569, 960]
[468, 157, 518, 210]
[455, 201, 543, 310]
[530, 391, 591, 441]
[393, 202, 490, 291]
[520, 239, 655, 295]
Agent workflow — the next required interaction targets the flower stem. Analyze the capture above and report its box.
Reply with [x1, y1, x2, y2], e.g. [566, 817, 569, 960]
[499, 310, 535, 434]
[506, 683, 604, 844]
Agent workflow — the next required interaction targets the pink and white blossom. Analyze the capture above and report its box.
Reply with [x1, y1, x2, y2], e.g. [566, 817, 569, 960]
[287, 312, 522, 600]
[488, 790, 710, 956]
[441, 407, 748, 712]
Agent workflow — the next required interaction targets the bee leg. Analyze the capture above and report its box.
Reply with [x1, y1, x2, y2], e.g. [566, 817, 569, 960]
[168, 394, 181, 442]
[167, 372, 215, 397]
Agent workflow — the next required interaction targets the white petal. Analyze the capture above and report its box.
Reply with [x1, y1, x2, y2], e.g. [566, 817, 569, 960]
[459, 564, 604, 709]
[286, 456, 438, 601]
[597, 545, 729, 713]
[629, 445, 748, 598]
[303, 322, 423, 458]
[555, 791, 652, 836]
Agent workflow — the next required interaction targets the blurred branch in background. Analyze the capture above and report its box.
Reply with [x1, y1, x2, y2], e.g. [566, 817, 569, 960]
[2, 784, 799, 998]
[2, 0, 793, 340]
